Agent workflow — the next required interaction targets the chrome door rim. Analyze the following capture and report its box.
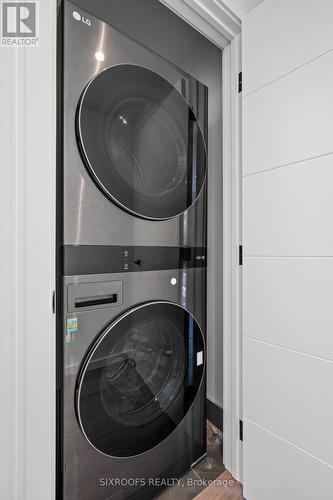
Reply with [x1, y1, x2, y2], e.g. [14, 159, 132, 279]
[75, 300, 206, 459]
[76, 63, 207, 221]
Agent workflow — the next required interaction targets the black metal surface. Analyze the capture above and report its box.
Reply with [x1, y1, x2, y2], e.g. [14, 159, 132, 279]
[75, 293, 118, 308]
[238, 71, 242, 93]
[239, 245, 243, 266]
[206, 399, 223, 431]
[62, 245, 207, 275]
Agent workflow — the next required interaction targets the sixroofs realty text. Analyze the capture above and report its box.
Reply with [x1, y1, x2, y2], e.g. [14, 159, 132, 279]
[99, 477, 235, 488]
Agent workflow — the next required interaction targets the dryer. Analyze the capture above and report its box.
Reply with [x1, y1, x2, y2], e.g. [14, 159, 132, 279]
[61, 0, 208, 254]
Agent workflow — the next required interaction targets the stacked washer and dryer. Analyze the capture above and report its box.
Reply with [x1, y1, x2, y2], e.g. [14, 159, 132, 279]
[58, 2, 208, 499]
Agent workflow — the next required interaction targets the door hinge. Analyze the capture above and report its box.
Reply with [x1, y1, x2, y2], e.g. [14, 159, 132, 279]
[52, 290, 56, 314]
[238, 71, 242, 93]
[239, 420, 243, 441]
[239, 245, 243, 266]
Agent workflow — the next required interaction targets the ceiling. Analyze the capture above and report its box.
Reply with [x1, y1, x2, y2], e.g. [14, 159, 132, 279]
[159, 0, 265, 46]
[222, 0, 264, 20]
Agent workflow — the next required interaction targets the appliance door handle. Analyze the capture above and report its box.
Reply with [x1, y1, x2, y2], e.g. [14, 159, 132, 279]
[74, 293, 118, 308]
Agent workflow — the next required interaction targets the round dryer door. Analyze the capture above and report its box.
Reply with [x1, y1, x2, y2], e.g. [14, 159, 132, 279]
[76, 301, 205, 458]
[76, 64, 207, 220]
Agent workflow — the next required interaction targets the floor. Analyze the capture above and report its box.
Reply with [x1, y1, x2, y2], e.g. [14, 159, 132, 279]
[157, 421, 243, 499]
[194, 470, 243, 500]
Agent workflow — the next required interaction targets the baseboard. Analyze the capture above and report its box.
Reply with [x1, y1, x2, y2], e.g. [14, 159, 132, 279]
[206, 399, 223, 431]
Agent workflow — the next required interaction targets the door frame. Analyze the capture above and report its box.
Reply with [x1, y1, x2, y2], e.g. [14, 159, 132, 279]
[0, 1, 57, 499]
[1, 1, 243, 498]
[159, 0, 243, 481]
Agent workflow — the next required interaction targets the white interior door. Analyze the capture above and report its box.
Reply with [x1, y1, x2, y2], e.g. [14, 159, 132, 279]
[242, 0, 333, 498]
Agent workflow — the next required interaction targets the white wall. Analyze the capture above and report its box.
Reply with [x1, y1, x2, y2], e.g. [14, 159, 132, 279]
[242, 0, 333, 497]
[0, 1, 56, 499]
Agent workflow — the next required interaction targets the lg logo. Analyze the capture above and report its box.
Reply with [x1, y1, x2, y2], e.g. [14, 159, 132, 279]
[73, 10, 91, 26]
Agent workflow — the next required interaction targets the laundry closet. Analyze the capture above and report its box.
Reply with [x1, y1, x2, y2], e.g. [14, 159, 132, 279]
[2, 1, 331, 499]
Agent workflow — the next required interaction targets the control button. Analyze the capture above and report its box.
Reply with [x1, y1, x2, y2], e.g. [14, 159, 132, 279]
[171, 278, 177, 286]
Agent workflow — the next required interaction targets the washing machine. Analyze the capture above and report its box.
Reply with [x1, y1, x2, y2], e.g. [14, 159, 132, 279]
[57, 1, 208, 499]
[61, 265, 206, 500]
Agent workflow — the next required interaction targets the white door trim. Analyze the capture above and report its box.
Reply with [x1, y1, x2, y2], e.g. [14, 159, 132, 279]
[222, 35, 243, 480]
[0, 1, 57, 499]
[159, 0, 243, 482]
[158, 0, 240, 47]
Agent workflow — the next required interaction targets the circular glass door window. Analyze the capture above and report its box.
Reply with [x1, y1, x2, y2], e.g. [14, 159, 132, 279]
[76, 64, 207, 220]
[76, 302, 205, 457]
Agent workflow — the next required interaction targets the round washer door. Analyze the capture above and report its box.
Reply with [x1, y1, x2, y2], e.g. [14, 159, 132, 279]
[76, 302, 205, 458]
[76, 64, 207, 220]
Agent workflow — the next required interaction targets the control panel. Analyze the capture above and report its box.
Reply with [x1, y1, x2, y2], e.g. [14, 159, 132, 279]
[63, 246, 207, 276]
